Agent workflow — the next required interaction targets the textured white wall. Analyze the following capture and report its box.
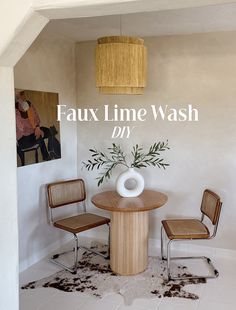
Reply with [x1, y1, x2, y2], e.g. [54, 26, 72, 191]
[76, 32, 236, 251]
[0, 66, 19, 310]
[14, 30, 78, 271]
[0, 0, 32, 56]
[1, 2, 236, 310]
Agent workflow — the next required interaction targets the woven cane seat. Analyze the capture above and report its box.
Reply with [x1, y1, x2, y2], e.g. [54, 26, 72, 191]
[162, 219, 210, 240]
[54, 213, 110, 234]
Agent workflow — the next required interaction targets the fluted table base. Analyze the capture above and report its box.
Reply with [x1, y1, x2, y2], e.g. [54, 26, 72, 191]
[91, 190, 168, 276]
[110, 211, 149, 275]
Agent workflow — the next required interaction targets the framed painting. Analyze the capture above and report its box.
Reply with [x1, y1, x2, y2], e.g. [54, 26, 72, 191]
[15, 89, 61, 167]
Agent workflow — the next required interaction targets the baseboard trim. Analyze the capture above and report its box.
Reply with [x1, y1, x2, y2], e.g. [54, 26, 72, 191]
[80, 231, 236, 259]
[20, 232, 236, 273]
[149, 238, 236, 259]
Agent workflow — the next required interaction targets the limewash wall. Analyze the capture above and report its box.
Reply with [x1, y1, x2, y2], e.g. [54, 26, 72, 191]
[0, 67, 19, 310]
[76, 32, 236, 251]
[14, 29, 78, 271]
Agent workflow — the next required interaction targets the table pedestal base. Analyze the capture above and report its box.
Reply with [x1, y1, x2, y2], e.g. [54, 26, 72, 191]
[110, 211, 149, 275]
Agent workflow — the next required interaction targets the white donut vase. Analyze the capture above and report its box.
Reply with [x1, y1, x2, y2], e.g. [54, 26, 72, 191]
[116, 168, 144, 197]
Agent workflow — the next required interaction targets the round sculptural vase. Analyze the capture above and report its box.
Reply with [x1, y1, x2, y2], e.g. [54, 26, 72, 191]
[116, 168, 144, 197]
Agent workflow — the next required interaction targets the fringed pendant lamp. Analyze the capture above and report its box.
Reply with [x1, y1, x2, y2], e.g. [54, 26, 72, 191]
[95, 36, 147, 95]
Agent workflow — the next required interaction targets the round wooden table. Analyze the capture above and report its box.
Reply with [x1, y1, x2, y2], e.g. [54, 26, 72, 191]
[91, 190, 168, 276]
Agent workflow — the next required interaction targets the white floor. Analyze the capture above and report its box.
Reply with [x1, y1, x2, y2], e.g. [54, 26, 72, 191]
[20, 240, 236, 310]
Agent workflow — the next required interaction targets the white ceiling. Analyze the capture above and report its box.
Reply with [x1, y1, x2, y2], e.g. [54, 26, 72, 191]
[43, 2, 236, 41]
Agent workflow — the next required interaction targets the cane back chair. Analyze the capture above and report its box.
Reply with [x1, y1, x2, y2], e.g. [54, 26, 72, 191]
[161, 189, 222, 281]
[47, 178, 110, 273]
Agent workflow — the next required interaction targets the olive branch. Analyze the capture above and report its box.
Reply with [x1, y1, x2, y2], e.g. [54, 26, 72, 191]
[83, 141, 170, 186]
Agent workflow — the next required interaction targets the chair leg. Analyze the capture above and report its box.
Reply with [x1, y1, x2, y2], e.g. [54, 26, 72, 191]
[17, 148, 25, 166]
[80, 223, 110, 259]
[167, 254, 219, 281]
[35, 148, 39, 163]
[167, 240, 172, 281]
[161, 225, 165, 260]
[50, 225, 110, 273]
[164, 238, 219, 281]
[73, 234, 79, 272]
[50, 234, 79, 274]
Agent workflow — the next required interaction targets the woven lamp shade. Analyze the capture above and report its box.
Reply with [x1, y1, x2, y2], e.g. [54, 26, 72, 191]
[95, 36, 147, 94]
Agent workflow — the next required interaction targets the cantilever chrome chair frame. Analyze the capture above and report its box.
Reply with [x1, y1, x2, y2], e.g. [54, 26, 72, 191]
[161, 189, 222, 281]
[47, 179, 110, 274]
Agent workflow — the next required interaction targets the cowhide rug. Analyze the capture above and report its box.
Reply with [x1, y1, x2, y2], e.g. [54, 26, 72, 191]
[21, 242, 205, 305]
